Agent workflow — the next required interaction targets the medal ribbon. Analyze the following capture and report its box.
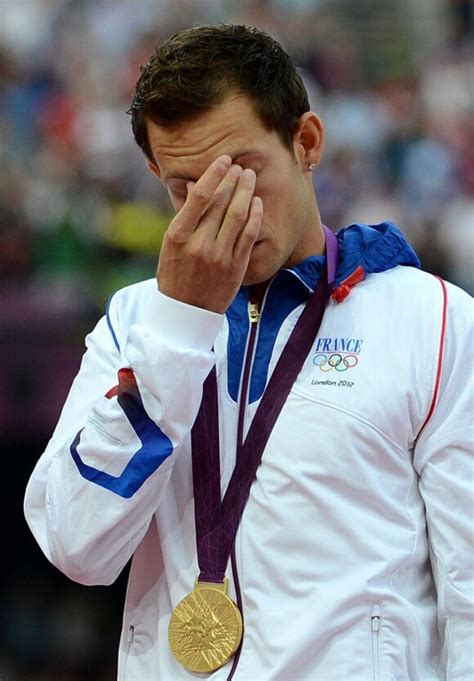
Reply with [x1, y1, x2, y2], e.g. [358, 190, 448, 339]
[191, 226, 339, 583]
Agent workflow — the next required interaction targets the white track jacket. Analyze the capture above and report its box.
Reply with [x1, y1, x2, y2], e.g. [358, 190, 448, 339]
[25, 223, 473, 680]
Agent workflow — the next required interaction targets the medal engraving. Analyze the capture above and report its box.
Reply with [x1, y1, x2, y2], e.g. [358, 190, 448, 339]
[169, 579, 243, 673]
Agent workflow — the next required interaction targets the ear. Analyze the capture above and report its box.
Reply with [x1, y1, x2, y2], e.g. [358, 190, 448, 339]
[293, 112, 324, 171]
[146, 159, 162, 180]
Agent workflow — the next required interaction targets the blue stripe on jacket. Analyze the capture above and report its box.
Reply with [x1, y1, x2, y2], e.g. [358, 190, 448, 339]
[71, 369, 173, 498]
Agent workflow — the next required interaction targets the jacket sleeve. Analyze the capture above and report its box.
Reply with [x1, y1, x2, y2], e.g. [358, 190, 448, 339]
[414, 281, 474, 680]
[24, 286, 224, 586]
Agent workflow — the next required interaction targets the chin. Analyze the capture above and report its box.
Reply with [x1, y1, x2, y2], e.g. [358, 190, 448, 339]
[242, 260, 279, 286]
[243, 244, 285, 286]
[242, 272, 268, 286]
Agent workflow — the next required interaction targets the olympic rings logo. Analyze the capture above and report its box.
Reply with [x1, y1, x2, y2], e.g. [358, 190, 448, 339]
[312, 353, 359, 372]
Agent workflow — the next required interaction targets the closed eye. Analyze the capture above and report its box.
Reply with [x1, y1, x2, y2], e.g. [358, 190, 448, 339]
[233, 151, 263, 176]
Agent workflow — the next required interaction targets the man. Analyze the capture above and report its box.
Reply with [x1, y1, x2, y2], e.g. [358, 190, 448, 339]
[25, 25, 473, 680]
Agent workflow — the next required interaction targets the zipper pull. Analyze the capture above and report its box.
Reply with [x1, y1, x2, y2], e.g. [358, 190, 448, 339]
[371, 603, 381, 631]
[248, 299, 260, 324]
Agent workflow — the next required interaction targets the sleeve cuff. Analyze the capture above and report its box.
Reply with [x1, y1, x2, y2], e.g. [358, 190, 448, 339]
[147, 289, 224, 352]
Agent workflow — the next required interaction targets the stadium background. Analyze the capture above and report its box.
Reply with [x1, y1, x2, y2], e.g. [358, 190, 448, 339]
[0, 1, 472, 678]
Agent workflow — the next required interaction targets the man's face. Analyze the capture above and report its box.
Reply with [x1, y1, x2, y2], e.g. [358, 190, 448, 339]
[147, 93, 322, 285]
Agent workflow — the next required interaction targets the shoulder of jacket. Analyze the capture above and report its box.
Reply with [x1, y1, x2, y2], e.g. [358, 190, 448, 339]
[364, 266, 458, 302]
[382, 267, 471, 310]
[360, 268, 472, 344]
[340, 267, 460, 329]
[371, 265, 437, 287]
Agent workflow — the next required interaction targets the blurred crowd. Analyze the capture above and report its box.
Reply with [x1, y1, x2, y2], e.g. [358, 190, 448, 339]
[0, 0, 472, 679]
[1, 0, 473, 309]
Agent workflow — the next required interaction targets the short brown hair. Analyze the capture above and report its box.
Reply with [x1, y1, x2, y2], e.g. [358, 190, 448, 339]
[128, 24, 310, 161]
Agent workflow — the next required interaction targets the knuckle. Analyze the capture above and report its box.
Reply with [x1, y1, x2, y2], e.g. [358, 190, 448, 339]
[206, 195, 227, 215]
[188, 240, 208, 262]
[241, 229, 257, 243]
[162, 229, 173, 245]
[193, 187, 211, 205]
[164, 227, 184, 246]
[227, 205, 247, 222]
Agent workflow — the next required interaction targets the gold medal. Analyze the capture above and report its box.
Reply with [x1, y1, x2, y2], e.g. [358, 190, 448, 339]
[168, 577, 243, 673]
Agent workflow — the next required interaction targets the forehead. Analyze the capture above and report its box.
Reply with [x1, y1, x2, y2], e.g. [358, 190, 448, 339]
[147, 94, 273, 180]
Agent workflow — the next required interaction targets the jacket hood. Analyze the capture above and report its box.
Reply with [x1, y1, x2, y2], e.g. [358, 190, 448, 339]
[286, 222, 420, 302]
[334, 221, 420, 285]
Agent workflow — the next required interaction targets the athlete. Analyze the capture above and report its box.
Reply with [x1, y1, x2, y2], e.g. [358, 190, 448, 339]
[24, 25, 473, 680]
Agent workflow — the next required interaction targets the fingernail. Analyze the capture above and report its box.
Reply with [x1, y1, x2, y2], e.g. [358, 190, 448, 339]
[242, 168, 256, 182]
[230, 164, 243, 177]
[217, 155, 232, 168]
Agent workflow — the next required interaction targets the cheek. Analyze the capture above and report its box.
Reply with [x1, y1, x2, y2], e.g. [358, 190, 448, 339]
[255, 177, 280, 216]
[256, 177, 291, 227]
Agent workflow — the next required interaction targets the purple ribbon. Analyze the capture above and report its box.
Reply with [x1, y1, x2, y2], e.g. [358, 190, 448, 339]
[191, 227, 339, 583]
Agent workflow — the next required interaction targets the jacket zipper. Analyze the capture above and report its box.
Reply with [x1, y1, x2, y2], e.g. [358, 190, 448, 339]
[227, 295, 261, 681]
[371, 603, 381, 681]
[236, 297, 260, 447]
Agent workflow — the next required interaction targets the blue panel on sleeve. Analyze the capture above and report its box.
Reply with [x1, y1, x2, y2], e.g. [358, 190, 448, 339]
[70, 371, 173, 498]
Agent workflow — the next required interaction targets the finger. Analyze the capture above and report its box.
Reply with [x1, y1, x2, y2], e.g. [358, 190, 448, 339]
[196, 164, 243, 237]
[172, 155, 232, 235]
[216, 168, 257, 246]
[233, 196, 263, 263]
[232, 196, 263, 267]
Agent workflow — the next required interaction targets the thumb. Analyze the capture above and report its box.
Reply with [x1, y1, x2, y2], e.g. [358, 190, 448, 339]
[186, 181, 196, 198]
